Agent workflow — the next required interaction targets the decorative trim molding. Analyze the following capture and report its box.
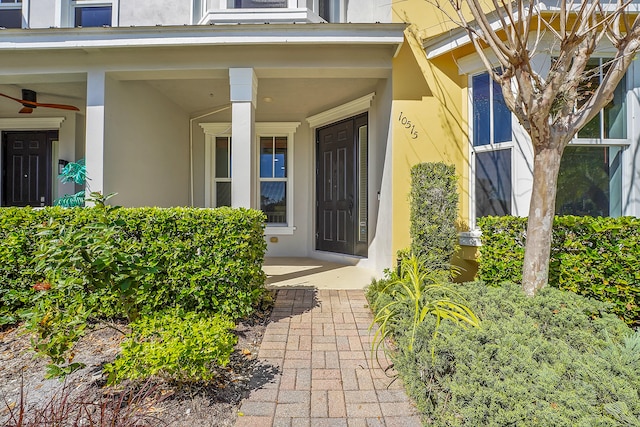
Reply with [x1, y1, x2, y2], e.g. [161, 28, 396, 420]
[306, 93, 375, 129]
[0, 117, 66, 130]
[200, 123, 231, 135]
[256, 122, 300, 134]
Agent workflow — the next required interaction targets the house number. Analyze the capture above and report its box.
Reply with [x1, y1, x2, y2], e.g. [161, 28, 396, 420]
[398, 112, 419, 139]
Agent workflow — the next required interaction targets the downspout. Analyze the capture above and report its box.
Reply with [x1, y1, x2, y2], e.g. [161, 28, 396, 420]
[189, 104, 231, 207]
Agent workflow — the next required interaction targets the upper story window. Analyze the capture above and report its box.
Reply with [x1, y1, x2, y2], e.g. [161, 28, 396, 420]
[577, 58, 627, 140]
[231, 0, 286, 7]
[196, 0, 346, 24]
[318, 0, 343, 23]
[0, 0, 22, 29]
[62, 0, 118, 27]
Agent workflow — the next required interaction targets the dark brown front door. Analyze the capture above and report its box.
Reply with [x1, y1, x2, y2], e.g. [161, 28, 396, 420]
[316, 113, 367, 256]
[2, 131, 54, 207]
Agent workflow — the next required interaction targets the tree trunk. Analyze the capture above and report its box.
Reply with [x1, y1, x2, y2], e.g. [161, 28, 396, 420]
[522, 145, 563, 296]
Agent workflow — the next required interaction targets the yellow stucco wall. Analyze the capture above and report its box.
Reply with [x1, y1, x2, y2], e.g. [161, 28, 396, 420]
[390, 0, 470, 260]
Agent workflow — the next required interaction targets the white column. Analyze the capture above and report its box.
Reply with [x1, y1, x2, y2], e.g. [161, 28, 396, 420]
[229, 68, 257, 208]
[85, 70, 106, 201]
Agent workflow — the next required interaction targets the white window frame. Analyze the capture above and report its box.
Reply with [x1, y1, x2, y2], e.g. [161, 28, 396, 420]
[571, 56, 631, 147]
[201, 123, 232, 209]
[58, 0, 119, 27]
[201, 122, 299, 235]
[0, 0, 23, 29]
[256, 122, 299, 235]
[469, 71, 515, 228]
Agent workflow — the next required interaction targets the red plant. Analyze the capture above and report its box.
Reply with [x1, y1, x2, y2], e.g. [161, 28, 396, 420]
[32, 281, 52, 291]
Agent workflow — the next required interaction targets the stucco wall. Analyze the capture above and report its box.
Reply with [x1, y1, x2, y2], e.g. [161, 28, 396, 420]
[389, 38, 469, 256]
[104, 78, 190, 207]
[119, 1, 191, 26]
[27, 0, 56, 28]
[346, 0, 391, 23]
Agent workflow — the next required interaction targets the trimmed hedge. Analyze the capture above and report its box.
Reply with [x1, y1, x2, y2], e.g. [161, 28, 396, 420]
[0, 206, 267, 325]
[410, 162, 459, 265]
[478, 216, 640, 326]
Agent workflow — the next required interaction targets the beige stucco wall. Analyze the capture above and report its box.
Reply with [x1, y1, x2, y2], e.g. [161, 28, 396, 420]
[389, 0, 471, 266]
[104, 78, 190, 207]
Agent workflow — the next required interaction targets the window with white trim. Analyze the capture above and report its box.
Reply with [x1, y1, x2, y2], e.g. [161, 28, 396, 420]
[230, 0, 286, 8]
[556, 57, 627, 217]
[259, 136, 288, 224]
[214, 136, 232, 207]
[0, 0, 22, 29]
[62, 0, 118, 27]
[256, 122, 298, 230]
[472, 72, 513, 219]
[577, 58, 627, 140]
[203, 122, 298, 230]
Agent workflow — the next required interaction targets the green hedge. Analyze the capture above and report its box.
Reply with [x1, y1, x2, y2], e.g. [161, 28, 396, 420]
[409, 162, 459, 265]
[0, 206, 267, 325]
[478, 216, 640, 326]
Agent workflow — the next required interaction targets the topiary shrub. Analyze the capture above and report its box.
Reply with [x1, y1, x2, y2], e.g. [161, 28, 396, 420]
[388, 282, 640, 426]
[409, 162, 459, 266]
[478, 215, 640, 326]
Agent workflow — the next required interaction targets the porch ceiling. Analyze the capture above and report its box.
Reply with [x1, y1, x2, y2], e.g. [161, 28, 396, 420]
[0, 30, 398, 119]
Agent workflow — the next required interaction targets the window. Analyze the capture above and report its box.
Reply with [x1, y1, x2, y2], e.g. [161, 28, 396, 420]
[577, 58, 627, 140]
[214, 136, 232, 207]
[230, 0, 286, 8]
[472, 73, 511, 147]
[472, 72, 513, 219]
[202, 122, 298, 231]
[0, 0, 21, 29]
[259, 136, 287, 224]
[556, 146, 622, 217]
[318, 0, 342, 22]
[66, 1, 117, 27]
[475, 150, 512, 217]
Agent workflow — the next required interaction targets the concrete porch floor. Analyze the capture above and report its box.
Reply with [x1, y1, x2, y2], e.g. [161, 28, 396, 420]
[263, 257, 378, 290]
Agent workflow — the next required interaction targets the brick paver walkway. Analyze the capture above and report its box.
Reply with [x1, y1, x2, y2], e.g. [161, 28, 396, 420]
[235, 289, 422, 426]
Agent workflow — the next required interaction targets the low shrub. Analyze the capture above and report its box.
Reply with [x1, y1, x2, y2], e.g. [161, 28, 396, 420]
[105, 311, 237, 385]
[385, 282, 640, 426]
[478, 215, 640, 326]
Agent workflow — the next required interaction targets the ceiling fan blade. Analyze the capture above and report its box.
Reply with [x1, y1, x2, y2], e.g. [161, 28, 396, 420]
[34, 102, 80, 111]
[0, 90, 80, 113]
[0, 92, 24, 103]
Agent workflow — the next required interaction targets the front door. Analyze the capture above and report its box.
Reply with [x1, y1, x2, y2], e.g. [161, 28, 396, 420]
[2, 131, 54, 207]
[316, 113, 367, 256]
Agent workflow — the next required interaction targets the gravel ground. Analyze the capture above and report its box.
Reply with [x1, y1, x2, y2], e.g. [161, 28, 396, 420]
[0, 302, 275, 427]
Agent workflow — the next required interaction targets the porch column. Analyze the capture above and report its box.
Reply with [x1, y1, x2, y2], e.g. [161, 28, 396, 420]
[84, 70, 106, 201]
[229, 68, 257, 208]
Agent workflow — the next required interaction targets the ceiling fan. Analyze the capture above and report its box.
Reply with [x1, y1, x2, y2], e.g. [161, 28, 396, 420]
[0, 89, 80, 114]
